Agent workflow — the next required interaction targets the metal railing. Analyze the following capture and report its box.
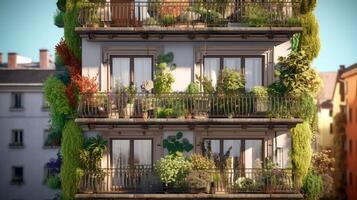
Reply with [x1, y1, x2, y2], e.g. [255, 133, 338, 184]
[78, 0, 300, 28]
[77, 166, 298, 194]
[77, 92, 302, 119]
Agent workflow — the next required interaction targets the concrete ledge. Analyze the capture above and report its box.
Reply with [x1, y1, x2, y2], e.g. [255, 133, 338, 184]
[75, 193, 304, 199]
[75, 118, 303, 126]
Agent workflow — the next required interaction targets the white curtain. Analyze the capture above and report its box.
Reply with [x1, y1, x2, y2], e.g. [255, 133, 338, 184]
[133, 140, 152, 166]
[112, 58, 130, 89]
[245, 58, 262, 91]
[244, 140, 262, 169]
[224, 58, 241, 72]
[204, 58, 220, 87]
[112, 140, 130, 168]
[134, 58, 152, 90]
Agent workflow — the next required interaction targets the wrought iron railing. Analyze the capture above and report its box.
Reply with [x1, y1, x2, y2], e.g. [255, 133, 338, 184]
[77, 92, 302, 119]
[78, 0, 301, 28]
[77, 166, 299, 194]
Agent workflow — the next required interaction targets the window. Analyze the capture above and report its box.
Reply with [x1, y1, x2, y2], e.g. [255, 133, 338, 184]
[111, 56, 153, 90]
[9, 129, 23, 147]
[11, 166, 24, 184]
[43, 129, 60, 147]
[330, 123, 333, 134]
[111, 139, 152, 168]
[203, 56, 263, 90]
[11, 92, 23, 109]
[203, 139, 263, 169]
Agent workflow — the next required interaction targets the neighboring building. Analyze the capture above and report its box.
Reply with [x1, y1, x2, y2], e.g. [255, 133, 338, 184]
[74, 1, 304, 199]
[0, 50, 59, 200]
[341, 63, 357, 200]
[317, 72, 337, 150]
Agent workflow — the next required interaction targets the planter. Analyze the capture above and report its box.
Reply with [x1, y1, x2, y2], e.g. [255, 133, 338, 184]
[255, 98, 268, 112]
[123, 103, 134, 118]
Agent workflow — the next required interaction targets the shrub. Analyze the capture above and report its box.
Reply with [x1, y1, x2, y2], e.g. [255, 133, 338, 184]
[302, 170, 324, 200]
[251, 86, 268, 98]
[155, 154, 191, 187]
[196, 75, 214, 94]
[64, 0, 82, 60]
[47, 175, 61, 189]
[188, 154, 215, 170]
[186, 83, 200, 94]
[290, 122, 312, 185]
[300, 12, 320, 61]
[154, 53, 176, 94]
[54, 10, 65, 28]
[216, 68, 245, 94]
[61, 120, 84, 200]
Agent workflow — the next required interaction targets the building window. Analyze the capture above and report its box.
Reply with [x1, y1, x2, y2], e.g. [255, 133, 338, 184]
[43, 129, 60, 148]
[11, 166, 24, 184]
[9, 129, 24, 147]
[203, 139, 263, 169]
[111, 139, 152, 168]
[111, 56, 153, 90]
[11, 92, 23, 109]
[203, 56, 264, 91]
[330, 123, 333, 134]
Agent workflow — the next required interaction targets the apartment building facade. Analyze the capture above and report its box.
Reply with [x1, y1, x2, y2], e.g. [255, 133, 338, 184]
[0, 51, 59, 200]
[341, 63, 357, 200]
[74, 1, 304, 199]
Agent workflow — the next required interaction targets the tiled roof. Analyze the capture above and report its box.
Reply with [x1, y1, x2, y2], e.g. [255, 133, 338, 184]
[0, 68, 57, 84]
[318, 71, 337, 105]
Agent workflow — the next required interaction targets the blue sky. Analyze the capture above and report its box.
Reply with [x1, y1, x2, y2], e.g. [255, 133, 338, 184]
[0, 0, 356, 71]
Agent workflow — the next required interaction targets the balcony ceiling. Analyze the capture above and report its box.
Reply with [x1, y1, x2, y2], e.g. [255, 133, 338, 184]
[75, 27, 302, 42]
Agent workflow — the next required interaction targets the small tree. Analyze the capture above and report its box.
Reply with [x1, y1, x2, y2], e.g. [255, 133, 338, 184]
[216, 68, 245, 95]
[154, 52, 176, 94]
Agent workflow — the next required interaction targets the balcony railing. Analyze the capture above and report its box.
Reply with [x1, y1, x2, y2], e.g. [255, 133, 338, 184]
[77, 92, 302, 119]
[78, 0, 300, 28]
[78, 166, 299, 194]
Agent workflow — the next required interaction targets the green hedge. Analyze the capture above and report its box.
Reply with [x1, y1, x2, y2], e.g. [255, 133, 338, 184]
[61, 120, 84, 200]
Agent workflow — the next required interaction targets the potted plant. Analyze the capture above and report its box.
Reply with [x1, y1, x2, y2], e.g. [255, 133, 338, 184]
[251, 86, 269, 113]
[187, 154, 215, 193]
[123, 84, 137, 118]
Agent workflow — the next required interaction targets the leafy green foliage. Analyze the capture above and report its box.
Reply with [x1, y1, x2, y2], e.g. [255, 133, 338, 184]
[47, 175, 61, 189]
[290, 33, 301, 52]
[185, 83, 200, 93]
[54, 10, 65, 28]
[300, 12, 320, 61]
[332, 113, 347, 199]
[196, 75, 214, 94]
[290, 122, 312, 185]
[61, 120, 84, 200]
[157, 107, 177, 118]
[300, 0, 317, 14]
[302, 170, 324, 200]
[216, 68, 245, 94]
[155, 154, 191, 187]
[251, 86, 268, 98]
[163, 132, 193, 155]
[64, 0, 81, 60]
[154, 52, 176, 94]
[275, 49, 322, 97]
[188, 154, 215, 170]
[161, 15, 176, 26]
[57, 0, 67, 12]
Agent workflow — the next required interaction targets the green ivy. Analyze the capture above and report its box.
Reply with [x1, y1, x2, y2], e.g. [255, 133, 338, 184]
[61, 120, 84, 200]
[64, 0, 82, 60]
[300, 12, 320, 61]
[54, 10, 65, 28]
[290, 122, 312, 186]
[276, 49, 322, 97]
[163, 132, 194, 155]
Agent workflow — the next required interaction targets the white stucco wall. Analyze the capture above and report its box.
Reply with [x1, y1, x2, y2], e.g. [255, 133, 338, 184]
[81, 40, 292, 92]
[0, 91, 59, 200]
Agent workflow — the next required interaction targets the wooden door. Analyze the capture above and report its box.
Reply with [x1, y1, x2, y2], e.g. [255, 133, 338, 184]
[111, 0, 138, 27]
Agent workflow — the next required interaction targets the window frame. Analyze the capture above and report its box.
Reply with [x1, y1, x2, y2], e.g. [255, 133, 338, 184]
[203, 55, 265, 88]
[110, 138, 154, 168]
[11, 166, 24, 185]
[9, 129, 24, 148]
[110, 55, 154, 89]
[10, 92, 23, 110]
[202, 138, 264, 169]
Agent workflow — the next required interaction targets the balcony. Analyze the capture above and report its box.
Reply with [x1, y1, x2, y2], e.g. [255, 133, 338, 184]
[77, 92, 302, 120]
[77, 0, 301, 28]
[77, 167, 299, 195]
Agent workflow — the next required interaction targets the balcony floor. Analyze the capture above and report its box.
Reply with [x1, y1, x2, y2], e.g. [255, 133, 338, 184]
[75, 193, 303, 199]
